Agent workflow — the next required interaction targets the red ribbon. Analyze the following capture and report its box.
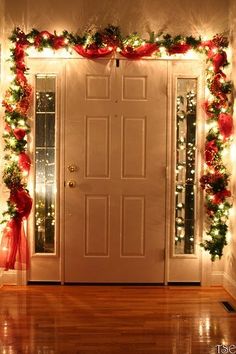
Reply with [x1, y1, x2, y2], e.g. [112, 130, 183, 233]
[73, 44, 113, 58]
[218, 113, 234, 139]
[120, 43, 158, 59]
[10, 189, 32, 219]
[0, 218, 29, 271]
[34, 31, 53, 47]
[167, 43, 191, 55]
[18, 152, 31, 176]
[212, 51, 227, 73]
[52, 36, 66, 50]
[13, 128, 26, 140]
[0, 189, 32, 270]
[205, 140, 218, 166]
[212, 189, 231, 204]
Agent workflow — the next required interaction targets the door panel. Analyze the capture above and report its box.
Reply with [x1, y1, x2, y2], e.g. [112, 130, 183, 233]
[64, 59, 167, 283]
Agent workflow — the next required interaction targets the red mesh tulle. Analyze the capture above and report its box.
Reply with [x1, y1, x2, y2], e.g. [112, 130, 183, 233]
[73, 44, 113, 58]
[0, 219, 29, 271]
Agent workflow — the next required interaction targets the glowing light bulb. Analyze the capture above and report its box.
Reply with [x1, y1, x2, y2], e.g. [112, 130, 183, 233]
[9, 137, 16, 147]
[218, 134, 224, 140]
[207, 121, 218, 130]
[22, 170, 28, 177]
[18, 119, 25, 126]
[159, 46, 166, 55]
[10, 154, 18, 162]
[177, 203, 184, 209]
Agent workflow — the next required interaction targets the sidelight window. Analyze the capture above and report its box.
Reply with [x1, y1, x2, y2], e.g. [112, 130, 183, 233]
[174, 78, 197, 255]
[34, 75, 56, 253]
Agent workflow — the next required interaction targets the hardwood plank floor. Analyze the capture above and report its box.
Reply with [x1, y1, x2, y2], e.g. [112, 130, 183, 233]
[0, 285, 236, 353]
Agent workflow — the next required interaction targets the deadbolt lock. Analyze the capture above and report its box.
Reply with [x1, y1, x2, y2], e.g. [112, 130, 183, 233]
[67, 180, 76, 188]
[68, 164, 77, 173]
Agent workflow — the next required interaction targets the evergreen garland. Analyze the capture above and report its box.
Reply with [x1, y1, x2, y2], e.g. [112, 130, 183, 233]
[1, 26, 233, 266]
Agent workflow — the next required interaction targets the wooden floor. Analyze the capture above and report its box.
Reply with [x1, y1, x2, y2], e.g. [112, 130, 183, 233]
[0, 286, 236, 353]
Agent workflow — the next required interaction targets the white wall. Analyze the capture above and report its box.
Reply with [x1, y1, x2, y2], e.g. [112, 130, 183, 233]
[3, 0, 229, 37]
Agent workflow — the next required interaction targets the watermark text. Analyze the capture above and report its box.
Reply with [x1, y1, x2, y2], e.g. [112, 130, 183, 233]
[216, 344, 236, 354]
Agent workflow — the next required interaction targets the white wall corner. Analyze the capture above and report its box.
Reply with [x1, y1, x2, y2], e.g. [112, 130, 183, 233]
[223, 272, 236, 299]
[201, 251, 212, 286]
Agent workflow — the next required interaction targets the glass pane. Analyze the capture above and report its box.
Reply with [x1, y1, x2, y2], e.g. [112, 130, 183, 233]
[46, 114, 55, 147]
[35, 75, 56, 254]
[36, 92, 55, 112]
[174, 79, 197, 255]
[35, 114, 45, 147]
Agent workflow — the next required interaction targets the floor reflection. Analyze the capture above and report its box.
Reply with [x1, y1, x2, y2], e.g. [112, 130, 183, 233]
[0, 286, 235, 353]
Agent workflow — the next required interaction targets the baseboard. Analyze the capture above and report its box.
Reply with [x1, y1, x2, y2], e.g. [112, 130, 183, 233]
[0, 270, 27, 286]
[0, 270, 17, 285]
[211, 271, 224, 286]
[223, 272, 236, 299]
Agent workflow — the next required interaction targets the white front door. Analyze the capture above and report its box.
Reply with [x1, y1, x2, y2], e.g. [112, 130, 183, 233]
[64, 59, 167, 283]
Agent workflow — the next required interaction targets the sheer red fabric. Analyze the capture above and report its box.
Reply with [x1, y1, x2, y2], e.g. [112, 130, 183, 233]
[10, 189, 32, 219]
[120, 43, 158, 59]
[0, 219, 29, 270]
[167, 43, 191, 55]
[218, 113, 234, 139]
[0, 189, 32, 270]
[18, 152, 31, 176]
[73, 45, 113, 58]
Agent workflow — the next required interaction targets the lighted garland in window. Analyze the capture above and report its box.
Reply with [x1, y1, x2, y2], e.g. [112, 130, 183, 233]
[0, 25, 233, 270]
[175, 86, 197, 254]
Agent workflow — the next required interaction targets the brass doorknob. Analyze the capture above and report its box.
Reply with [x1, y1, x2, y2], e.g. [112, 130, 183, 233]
[68, 164, 77, 172]
[67, 180, 76, 188]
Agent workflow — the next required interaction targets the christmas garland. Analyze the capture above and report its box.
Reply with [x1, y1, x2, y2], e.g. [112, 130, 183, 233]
[0, 25, 233, 270]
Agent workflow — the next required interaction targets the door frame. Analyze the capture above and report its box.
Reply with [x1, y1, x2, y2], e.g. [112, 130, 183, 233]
[26, 56, 208, 285]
